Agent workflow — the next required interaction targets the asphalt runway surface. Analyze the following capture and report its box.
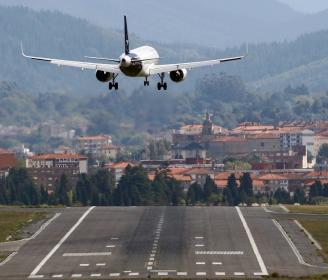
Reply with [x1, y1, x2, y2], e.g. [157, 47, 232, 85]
[0, 206, 327, 279]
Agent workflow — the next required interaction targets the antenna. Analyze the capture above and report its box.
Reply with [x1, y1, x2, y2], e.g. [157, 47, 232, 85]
[124, 15, 129, 55]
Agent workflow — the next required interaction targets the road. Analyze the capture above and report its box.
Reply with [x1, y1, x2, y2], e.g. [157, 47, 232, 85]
[0, 206, 326, 279]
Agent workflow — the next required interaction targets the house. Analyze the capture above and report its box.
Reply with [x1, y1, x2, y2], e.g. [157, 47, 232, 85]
[26, 153, 87, 191]
[257, 173, 288, 193]
[76, 135, 119, 161]
[0, 148, 16, 177]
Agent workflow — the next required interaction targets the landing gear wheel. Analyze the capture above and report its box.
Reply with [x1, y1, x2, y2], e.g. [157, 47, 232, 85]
[114, 82, 119, 90]
[108, 82, 113, 90]
[163, 83, 167, 90]
[157, 82, 162, 90]
[144, 81, 150, 86]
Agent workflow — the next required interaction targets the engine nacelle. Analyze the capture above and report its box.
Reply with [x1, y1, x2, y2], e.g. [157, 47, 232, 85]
[169, 69, 188, 83]
[96, 71, 114, 82]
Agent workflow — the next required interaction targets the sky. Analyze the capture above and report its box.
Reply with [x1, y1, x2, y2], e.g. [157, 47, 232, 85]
[279, 0, 328, 13]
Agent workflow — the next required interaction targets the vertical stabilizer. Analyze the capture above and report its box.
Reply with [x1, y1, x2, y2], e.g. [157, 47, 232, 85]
[124, 16, 129, 55]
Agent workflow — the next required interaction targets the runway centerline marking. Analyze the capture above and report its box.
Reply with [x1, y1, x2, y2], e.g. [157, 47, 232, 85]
[109, 273, 120, 277]
[106, 245, 116, 248]
[195, 236, 203, 239]
[195, 244, 204, 247]
[79, 264, 89, 267]
[91, 274, 101, 277]
[96, 263, 106, 266]
[196, 262, 205, 265]
[129, 272, 139, 276]
[235, 206, 268, 276]
[71, 274, 82, 278]
[215, 272, 226, 276]
[196, 272, 206, 276]
[212, 262, 222, 265]
[29, 206, 95, 278]
[52, 275, 63, 278]
[234, 272, 245, 276]
[177, 272, 187, 276]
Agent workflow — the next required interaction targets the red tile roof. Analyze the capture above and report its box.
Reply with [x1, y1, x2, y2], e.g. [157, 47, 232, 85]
[258, 173, 287, 180]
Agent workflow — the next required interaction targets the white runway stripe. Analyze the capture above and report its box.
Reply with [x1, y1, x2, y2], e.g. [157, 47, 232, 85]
[64, 252, 111, 257]
[52, 275, 63, 278]
[196, 272, 206, 276]
[79, 264, 89, 267]
[215, 272, 226, 276]
[196, 262, 205, 265]
[177, 272, 187, 276]
[236, 206, 268, 276]
[29, 276, 44, 279]
[96, 263, 106, 266]
[195, 251, 243, 255]
[91, 274, 101, 277]
[128, 272, 139, 276]
[212, 262, 222, 265]
[71, 274, 82, 278]
[106, 245, 116, 248]
[158, 272, 168, 276]
[109, 273, 120, 277]
[195, 244, 204, 247]
[234, 272, 245, 276]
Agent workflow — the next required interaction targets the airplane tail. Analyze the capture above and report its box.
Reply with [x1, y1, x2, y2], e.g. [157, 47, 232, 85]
[124, 15, 129, 55]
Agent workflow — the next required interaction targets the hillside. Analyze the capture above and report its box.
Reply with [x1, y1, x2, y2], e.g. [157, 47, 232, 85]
[1, 0, 328, 48]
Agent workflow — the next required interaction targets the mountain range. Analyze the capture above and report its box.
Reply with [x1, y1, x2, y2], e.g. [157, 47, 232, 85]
[0, 0, 328, 48]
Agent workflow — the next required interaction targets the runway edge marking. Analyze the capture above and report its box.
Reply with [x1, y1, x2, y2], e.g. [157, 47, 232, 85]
[235, 206, 268, 276]
[28, 206, 96, 278]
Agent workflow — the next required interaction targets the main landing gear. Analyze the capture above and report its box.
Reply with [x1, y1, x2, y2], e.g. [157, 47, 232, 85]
[108, 74, 119, 90]
[157, 73, 167, 91]
[144, 77, 150, 86]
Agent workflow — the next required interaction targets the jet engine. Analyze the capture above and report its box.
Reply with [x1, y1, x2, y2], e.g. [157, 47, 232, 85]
[169, 69, 188, 83]
[96, 70, 114, 82]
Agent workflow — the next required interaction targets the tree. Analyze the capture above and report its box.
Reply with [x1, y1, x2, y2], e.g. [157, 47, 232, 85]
[55, 174, 72, 206]
[40, 185, 49, 204]
[114, 165, 152, 206]
[203, 176, 218, 204]
[273, 188, 291, 204]
[293, 188, 306, 204]
[187, 182, 204, 205]
[151, 171, 169, 205]
[309, 181, 323, 200]
[76, 174, 92, 206]
[317, 144, 328, 164]
[224, 174, 240, 206]
[239, 173, 254, 205]
[91, 169, 115, 205]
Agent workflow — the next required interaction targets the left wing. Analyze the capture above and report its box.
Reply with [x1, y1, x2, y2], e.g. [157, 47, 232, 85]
[148, 55, 244, 75]
[21, 45, 121, 74]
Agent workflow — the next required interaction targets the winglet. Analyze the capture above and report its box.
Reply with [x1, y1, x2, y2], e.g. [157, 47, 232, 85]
[245, 43, 249, 57]
[20, 41, 26, 57]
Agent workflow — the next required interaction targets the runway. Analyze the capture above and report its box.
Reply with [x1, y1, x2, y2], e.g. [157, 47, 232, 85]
[0, 206, 326, 279]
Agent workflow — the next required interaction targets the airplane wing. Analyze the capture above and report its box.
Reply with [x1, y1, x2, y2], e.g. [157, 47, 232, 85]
[148, 55, 244, 75]
[21, 46, 121, 74]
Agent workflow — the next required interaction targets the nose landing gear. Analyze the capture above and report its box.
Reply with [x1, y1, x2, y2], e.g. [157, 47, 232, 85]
[144, 77, 150, 86]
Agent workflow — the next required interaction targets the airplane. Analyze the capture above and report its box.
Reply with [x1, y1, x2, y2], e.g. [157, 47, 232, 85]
[22, 16, 246, 91]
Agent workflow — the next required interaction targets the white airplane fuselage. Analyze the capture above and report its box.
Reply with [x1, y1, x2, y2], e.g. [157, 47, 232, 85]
[119, 46, 159, 77]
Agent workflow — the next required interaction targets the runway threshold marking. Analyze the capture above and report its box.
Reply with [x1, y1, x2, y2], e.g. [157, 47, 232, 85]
[235, 207, 268, 276]
[28, 206, 95, 278]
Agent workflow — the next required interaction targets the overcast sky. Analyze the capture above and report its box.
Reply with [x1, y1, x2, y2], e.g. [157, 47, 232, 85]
[279, 0, 328, 13]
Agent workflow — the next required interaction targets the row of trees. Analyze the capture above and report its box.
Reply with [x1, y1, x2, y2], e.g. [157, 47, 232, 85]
[2, 166, 328, 207]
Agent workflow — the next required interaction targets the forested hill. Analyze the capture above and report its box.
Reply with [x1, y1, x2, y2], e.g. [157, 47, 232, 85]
[1, 6, 328, 95]
[1, 0, 328, 48]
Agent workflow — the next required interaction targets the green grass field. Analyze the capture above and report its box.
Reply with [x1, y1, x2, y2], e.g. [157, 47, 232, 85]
[0, 211, 46, 243]
[286, 205, 328, 214]
[298, 219, 328, 263]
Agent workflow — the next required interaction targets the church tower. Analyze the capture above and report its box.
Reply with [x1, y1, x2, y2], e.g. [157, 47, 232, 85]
[202, 112, 213, 135]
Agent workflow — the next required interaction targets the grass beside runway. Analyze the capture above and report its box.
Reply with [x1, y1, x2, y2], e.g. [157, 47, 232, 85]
[0, 211, 46, 242]
[298, 219, 328, 262]
[286, 205, 328, 214]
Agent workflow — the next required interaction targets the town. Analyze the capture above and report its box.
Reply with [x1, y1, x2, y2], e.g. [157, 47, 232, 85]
[1, 114, 328, 206]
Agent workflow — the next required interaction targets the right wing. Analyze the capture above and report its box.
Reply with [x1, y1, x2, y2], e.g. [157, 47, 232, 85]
[21, 45, 121, 74]
[148, 55, 244, 75]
